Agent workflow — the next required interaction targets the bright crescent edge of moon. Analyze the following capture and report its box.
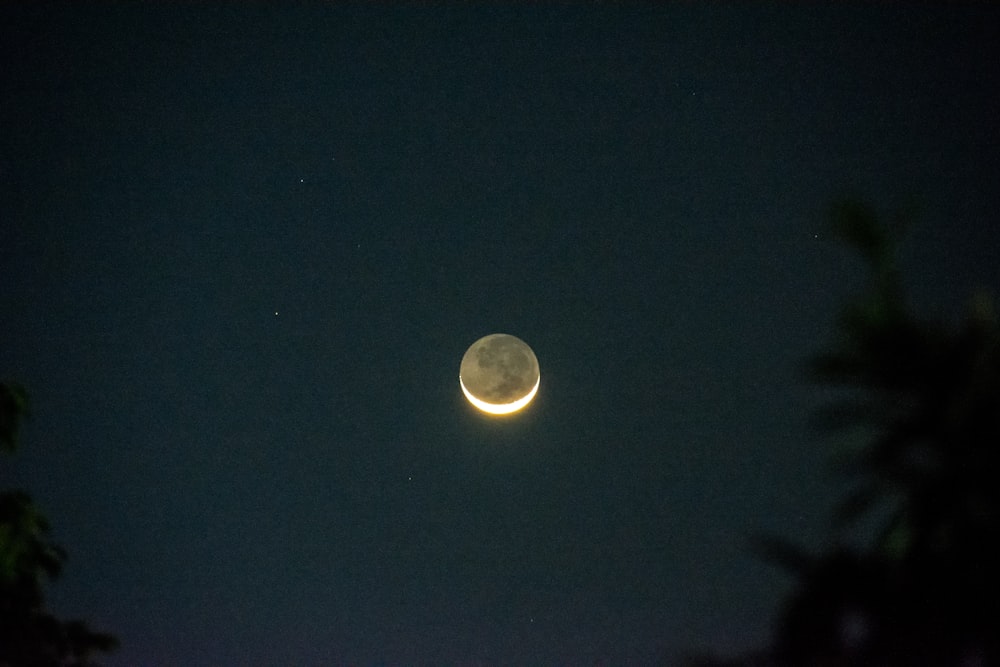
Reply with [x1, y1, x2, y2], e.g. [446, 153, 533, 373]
[460, 374, 540, 415]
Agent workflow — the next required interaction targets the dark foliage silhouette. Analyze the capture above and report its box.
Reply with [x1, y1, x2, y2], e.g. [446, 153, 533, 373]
[687, 202, 1000, 666]
[0, 382, 118, 667]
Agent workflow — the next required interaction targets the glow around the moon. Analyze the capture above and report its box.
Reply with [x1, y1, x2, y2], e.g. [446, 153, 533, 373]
[459, 333, 540, 415]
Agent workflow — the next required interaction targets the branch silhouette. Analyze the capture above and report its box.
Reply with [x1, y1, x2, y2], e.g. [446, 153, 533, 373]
[685, 201, 1000, 666]
[1, 382, 119, 667]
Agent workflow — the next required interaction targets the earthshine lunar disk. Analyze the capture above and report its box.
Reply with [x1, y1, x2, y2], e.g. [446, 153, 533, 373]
[459, 334, 540, 415]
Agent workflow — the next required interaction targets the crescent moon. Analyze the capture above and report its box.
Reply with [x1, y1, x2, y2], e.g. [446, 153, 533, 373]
[459, 334, 540, 415]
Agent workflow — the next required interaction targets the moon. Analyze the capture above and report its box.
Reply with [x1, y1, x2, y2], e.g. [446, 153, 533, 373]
[459, 334, 540, 415]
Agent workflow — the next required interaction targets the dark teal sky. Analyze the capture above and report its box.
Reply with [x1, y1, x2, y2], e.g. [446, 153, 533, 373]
[2, 5, 999, 664]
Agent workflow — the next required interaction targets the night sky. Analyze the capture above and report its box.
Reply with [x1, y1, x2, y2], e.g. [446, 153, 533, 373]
[2, 5, 999, 665]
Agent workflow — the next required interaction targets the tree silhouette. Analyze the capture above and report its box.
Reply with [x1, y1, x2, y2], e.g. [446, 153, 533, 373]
[0, 382, 118, 667]
[687, 202, 1000, 666]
